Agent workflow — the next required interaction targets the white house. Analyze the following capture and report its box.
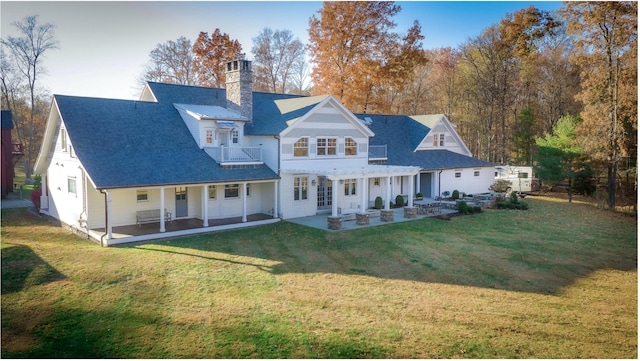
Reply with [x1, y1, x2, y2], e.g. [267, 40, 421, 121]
[34, 59, 493, 245]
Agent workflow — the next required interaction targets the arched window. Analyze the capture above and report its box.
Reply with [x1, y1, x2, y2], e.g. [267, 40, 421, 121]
[345, 137, 357, 156]
[294, 137, 309, 157]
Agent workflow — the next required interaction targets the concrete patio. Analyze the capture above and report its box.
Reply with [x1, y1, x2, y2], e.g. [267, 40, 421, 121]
[286, 206, 457, 231]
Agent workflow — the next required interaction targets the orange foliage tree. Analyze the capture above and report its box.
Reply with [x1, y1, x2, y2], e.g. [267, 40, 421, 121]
[308, 1, 425, 114]
[192, 29, 243, 88]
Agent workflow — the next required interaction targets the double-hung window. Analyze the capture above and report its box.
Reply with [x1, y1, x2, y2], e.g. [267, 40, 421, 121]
[205, 128, 214, 145]
[231, 129, 239, 144]
[294, 176, 308, 201]
[344, 178, 356, 196]
[67, 176, 77, 196]
[317, 137, 336, 156]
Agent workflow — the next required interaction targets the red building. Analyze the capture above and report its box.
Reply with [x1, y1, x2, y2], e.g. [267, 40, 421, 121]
[1, 110, 23, 198]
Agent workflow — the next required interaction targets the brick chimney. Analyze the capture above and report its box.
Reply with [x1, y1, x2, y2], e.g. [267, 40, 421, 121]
[225, 59, 252, 122]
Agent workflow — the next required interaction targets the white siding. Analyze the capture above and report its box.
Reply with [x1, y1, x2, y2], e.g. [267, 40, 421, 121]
[439, 167, 494, 196]
[246, 135, 279, 173]
[416, 120, 469, 156]
[279, 173, 317, 219]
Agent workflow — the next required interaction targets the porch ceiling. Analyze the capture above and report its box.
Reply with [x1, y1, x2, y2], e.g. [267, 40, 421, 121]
[281, 164, 420, 179]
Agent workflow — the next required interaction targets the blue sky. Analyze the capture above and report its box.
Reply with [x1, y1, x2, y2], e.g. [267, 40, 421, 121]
[1, 1, 562, 100]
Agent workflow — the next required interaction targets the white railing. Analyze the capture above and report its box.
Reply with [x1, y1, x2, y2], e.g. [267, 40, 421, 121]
[368, 145, 387, 160]
[205, 146, 263, 164]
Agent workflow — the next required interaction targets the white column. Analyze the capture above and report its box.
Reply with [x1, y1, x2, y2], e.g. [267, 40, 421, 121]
[359, 177, 367, 212]
[106, 190, 113, 239]
[385, 176, 391, 210]
[242, 182, 247, 222]
[416, 172, 421, 194]
[273, 180, 279, 218]
[390, 176, 395, 206]
[408, 174, 414, 206]
[160, 187, 165, 232]
[202, 185, 209, 227]
[331, 178, 339, 217]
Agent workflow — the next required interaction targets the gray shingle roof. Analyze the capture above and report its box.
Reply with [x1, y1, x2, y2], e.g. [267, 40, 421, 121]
[359, 113, 495, 170]
[56, 94, 278, 189]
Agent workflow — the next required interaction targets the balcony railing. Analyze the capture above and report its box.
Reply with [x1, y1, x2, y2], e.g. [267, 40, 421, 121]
[205, 146, 263, 164]
[368, 144, 387, 160]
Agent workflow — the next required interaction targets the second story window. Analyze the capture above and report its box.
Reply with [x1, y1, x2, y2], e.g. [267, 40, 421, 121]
[231, 129, 239, 144]
[61, 129, 67, 151]
[205, 128, 214, 145]
[294, 137, 308, 157]
[317, 137, 336, 156]
[433, 133, 445, 147]
[345, 137, 357, 156]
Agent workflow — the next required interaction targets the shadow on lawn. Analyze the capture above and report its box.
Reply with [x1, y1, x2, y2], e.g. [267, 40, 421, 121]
[1, 244, 67, 294]
[135, 219, 637, 296]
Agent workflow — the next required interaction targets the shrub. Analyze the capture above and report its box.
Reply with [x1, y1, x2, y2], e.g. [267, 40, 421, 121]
[489, 179, 512, 192]
[457, 200, 469, 214]
[374, 196, 383, 209]
[473, 206, 482, 213]
[510, 191, 519, 204]
[416, 192, 423, 199]
[395, 195, 405, 207]
[452, 190, 460, 200]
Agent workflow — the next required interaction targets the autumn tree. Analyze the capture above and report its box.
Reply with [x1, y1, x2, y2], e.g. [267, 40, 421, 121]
[140, 37, 197, 86]
[308, 1, 425, 113]
[192, 29, 243, 88]
[1, 15, 58, 180]
[251, 28, 306, 93]
[561, 1, 638, 210]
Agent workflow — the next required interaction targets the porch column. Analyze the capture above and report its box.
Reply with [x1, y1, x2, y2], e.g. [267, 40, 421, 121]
[242, 182, 247, 222]
[202, 184, 209, 227]
[160, 187, 165, 232]
[408, 175, 414, 206]
[416, 172, 421, 194]
[106, 190, 113, 239]
[390, 176, 395, 206]
[273, 180, 278, 218]
[385, 176, 391, 210]
[331, 178, 339, 217]
[359, 177, 368, 212]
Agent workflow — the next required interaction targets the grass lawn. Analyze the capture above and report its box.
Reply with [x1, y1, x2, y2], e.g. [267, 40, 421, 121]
[1, 196, 637, 358]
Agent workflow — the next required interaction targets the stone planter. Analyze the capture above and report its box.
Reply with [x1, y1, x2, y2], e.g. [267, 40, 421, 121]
[403, 206, 418, 219]
[380, 209, 394, 222]
[327, 216, 342, 230]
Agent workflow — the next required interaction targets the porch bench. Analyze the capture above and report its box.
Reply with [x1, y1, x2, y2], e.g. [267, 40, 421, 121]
[136, 209, 171, 226]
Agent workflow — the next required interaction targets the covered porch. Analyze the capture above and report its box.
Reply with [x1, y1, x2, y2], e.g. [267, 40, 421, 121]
[89, 213, 279, 246]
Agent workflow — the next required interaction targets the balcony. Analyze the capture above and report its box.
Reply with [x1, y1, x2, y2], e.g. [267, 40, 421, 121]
[205, 146, 263, 165]
[368, 145, 387, 161]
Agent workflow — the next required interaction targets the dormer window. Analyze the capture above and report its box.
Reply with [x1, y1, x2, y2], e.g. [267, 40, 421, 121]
[433, 133, 445, 147]
[294, 137, 308, 157]
[231, 129, 239, 144]
[345, 137, 357, 156]
[205, 128, 214, 145]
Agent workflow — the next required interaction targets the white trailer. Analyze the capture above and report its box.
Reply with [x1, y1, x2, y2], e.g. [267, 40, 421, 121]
[494, 165, 540, 193]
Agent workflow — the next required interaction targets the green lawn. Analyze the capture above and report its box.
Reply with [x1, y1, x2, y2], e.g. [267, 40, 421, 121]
[1, 196, 637, 358]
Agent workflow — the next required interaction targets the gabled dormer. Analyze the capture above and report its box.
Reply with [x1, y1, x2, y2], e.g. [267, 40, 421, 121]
[411, 114, 471, 156]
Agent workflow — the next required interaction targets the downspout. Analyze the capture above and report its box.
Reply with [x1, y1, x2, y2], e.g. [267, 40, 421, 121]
[274, 135, 281, 218]
[99, 189, 107, 247]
